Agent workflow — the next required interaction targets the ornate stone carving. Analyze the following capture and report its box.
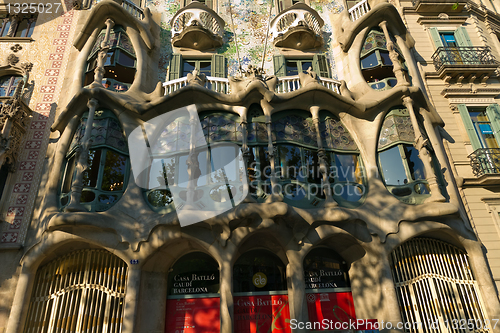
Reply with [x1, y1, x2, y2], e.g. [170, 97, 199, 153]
[298, 67, 319, 86]
[228, 65, 278, 94]
[186, 68, 207, 86]
[20, 62, 33, 73]
[7, 54, 19, 66]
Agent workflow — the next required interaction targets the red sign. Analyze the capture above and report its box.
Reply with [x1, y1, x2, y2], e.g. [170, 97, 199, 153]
[306, 292, 356, 327]
[166, 297, 220, 333]
[234, 294, 291, 333]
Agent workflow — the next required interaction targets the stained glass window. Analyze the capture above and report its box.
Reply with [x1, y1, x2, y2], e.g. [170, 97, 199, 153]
[85, 26, 136, 89]
[61, 110, 129, 212]
[377, 107, 433, 203]
[319, 117, 358, 151]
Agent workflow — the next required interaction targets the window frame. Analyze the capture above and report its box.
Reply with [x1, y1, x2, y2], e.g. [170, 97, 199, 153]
[0, 14, 36, 38]
[60, 110, 130, 212]
[0, 75, 23, 97]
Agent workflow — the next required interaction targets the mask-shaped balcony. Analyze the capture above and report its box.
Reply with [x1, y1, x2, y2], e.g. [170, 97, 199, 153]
[270, 3, 324, 50]
[170, 1, 225, 51]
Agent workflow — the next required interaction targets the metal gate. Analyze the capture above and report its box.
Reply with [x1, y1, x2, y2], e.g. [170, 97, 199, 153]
[391, 238, 490, 333]
[23, 249, 128, 333]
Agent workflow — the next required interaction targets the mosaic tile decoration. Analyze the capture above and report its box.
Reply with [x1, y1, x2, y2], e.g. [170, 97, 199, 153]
[0, 1, 80, 246]
[146, 0, 343, 82]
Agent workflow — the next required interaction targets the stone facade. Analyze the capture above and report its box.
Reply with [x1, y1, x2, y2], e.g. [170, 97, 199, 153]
[0, 0, 500, 332]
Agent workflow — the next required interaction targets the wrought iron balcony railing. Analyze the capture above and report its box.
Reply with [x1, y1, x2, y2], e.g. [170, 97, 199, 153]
[469, 148, 500, 177]
[432, 47, 498, 71]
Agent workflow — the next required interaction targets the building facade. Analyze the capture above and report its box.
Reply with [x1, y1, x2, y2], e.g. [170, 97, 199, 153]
[1, 0, 500, 332]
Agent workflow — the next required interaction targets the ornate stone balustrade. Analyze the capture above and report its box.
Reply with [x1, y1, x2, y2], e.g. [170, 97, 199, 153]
[348, 0, 370, 21]
[162, 75, 341, 96]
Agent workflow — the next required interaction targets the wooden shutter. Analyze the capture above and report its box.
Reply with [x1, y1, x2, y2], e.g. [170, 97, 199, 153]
[454, 26, 472, 47]
[169, 53, 182, 80]
[211, 54, 226, 78]
[458, 104, 482, 150]
[312, 54, 330, 78]
[429, 28, 444, 48]
[486, 104, 500, 146]
[273, 55, 286, 77]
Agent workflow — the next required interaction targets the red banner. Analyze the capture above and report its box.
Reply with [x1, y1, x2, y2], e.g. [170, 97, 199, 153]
[234, 294, 291, 333]
[166, 297, 220, 333]
[306, 292, 356, 328]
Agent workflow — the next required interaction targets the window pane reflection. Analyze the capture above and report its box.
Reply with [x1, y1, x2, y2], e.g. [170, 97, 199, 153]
[404, 146, 425, 181]
[83, 149, 102, 187]
[101, 151, 127, 191]
[379, 146, 407, 185]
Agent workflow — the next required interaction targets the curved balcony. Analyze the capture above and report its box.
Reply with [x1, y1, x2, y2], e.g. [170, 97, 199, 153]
[270, 3, 324, 50]
[162, 75, 341, 96]
[170, 1, 225, 51]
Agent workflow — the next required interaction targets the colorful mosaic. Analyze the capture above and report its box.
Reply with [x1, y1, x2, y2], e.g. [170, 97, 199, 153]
[145, 0, 343, 82]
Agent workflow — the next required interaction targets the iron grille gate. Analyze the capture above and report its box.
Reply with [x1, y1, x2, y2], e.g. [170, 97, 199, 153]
[23, 249, 128, 333]
[391, 238, 490, 333]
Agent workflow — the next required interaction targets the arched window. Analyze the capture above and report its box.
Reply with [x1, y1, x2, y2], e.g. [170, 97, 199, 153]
[84, 26, 136, 91]
[166, 252, 220, 332]
[361, 29, 404, 91]
[144, 111, 246, 213]
[303, 248, 357, 326]
[377, 106, 442, 204]
[233, 249, 290, 332]
[60, 110, 129, 212]
[391, 238, 489, 333]
[0, 75, 23, 96]
[23, 249, 127, 333]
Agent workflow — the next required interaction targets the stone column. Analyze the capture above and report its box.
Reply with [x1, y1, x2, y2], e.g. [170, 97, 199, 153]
[93, 18, 115, 85]
[6, 14, 19, 37]
[310, 106, 337, 206]
[220, 259, 234, 333]
[286, 249, 308, 333]
[121, 265, 141, 333]
[379, 21, 409, 86]
[402, 96, 445, 203]
[65, 98, 99, 212]
[5, 265, 34, 333]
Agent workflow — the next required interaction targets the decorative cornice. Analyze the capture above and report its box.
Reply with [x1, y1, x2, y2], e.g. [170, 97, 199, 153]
[416, 15, 468, 25]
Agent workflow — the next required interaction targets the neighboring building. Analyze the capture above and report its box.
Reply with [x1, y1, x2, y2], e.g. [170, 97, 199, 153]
[0, 0, 500, 332]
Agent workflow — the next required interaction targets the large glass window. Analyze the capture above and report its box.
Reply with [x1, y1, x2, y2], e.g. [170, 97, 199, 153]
[361, 29, 403, 91]
[23, 249, 127, 333]
[60, 110, 129, 212]
[391, 238, 489, 333]
[0, 75, 23, 97]
[84, 26, 136, 91]
[378, 106, 440, 204]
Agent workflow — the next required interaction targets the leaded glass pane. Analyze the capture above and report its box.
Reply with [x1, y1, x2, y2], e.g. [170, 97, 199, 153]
[105, 118, 128, 153]
[272, 116, 317, 147]
[118, 32, 135, 55]
[90, 33, 105, 56]
[82, 149, 102, 188]
[201, 114, 241, 144]
[404, 145, 426, 181]
[378, 114, 415, 149]
[247, 122, 268, 143]
[361, 30, 387, 56]
[154, 116, 191, 154]
[319, 118, 357, 151]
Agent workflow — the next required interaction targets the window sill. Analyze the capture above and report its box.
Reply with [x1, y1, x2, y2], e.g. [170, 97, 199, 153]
[0, 37, 34, 43]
